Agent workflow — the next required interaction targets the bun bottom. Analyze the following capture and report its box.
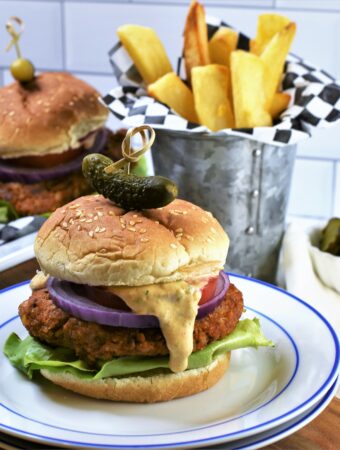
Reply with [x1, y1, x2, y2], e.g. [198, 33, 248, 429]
[40, 353, 230, 403]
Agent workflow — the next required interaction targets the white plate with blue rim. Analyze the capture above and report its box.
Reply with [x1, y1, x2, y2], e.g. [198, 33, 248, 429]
[0, 273, 339, 449]
[0, 378, 337, 450]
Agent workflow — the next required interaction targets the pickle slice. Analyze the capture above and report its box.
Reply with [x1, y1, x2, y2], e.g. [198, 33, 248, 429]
[320, 217, 340, 256]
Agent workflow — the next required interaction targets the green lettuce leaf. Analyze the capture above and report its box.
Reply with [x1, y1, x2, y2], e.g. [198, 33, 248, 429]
[3, 319, 274, 380]
[0, 200, 19, 223]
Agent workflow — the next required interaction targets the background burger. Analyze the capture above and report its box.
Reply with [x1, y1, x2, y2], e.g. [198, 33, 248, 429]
[4, 195, 272, 403]
[0, 72, 109, 218]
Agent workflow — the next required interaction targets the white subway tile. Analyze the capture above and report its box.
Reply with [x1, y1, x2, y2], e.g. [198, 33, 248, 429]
[287, 158, 334, 218]
[334, 162, 340, 216]
[276, 0, 340, 11]
[0, 1, 63, 70]
[64, 2, 190, 73]
[297, 127, 340, 160]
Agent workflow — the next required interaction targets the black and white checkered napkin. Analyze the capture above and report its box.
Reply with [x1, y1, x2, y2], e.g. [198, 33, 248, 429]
[0, 216, 46, 246]
[104, 15, 340, 147]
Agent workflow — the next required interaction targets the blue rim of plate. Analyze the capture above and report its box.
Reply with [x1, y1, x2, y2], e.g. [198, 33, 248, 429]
[0, 377, 338, 450]
[0, 273, 339, 448]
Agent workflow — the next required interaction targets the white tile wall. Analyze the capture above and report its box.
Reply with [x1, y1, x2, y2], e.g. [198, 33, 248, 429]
[287, 158, 334, 218]
[0, 0, 340, 223]
[0, 1, 63, 70]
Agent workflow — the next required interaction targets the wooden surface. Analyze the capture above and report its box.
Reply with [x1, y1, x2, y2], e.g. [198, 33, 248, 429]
[0, 259, 339, 450]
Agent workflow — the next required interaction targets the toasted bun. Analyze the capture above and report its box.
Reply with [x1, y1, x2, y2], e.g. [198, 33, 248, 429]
[40, 353, 230, 403]
[35, 195, 229, 286]
[0, 72, 108, 159]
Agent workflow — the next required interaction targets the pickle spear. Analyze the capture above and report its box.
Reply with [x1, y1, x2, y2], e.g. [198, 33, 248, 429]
[320, 217, 340, 256]
[82, 153, 178, 211]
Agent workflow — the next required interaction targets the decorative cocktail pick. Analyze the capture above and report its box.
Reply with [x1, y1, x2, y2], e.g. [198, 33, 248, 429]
[5, 16, 35, 83]
[82, 125, 178, 210]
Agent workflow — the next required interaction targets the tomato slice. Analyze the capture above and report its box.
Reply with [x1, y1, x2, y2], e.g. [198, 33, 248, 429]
[199, 276, 219, 305]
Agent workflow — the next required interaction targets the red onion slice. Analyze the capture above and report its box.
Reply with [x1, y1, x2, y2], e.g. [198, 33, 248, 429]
[47, 272, 230, 329]
[0, 129, 108, 184]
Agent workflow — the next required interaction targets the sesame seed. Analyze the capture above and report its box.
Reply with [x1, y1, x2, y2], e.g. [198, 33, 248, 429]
[77, 225, 81, 231]
[61, 210, 66, 214]
[93, 216, 98, 221]
[86, 219, 93, 223]
[99, 227, 106, 233]
[155, 221, 159, 224]
[62, 222, 68, 228]
[121, 224, 126, 229]
[210, 227, 216, 234]
[207, 237, 214, 243]
[69, 204, 78, 209]
[176, 233, 183, 239]
[176, 228, 183, 233]
[127, 227, 136, 232]
[133, 214, 138, 218]
[88, 213, 93, 218]
[139, 228, 147, 234]
[89, 231, 94, 237]
[8, 111, 15, 116]
[80, 218, 86, 222]
[186, 235, 194, 241]
[206, 212, 213, 217]
[170, 243, 177, 249]
[99, 248, 107, 253]
[129, 220, 136, 226]
[69, 218, 74, 225]
[140, 237, 149, 242]
[97, 211, 103, 217]
[182, 211, 188, 215]
[108, 211, 115, 216]
[202, 218, 208, 224]
[95, 226, 100, 233]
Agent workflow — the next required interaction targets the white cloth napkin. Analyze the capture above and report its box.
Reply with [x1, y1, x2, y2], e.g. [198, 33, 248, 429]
[279, 223, 340, 398]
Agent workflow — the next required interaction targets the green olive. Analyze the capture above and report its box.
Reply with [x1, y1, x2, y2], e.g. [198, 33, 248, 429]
[10, 58, 35, 83]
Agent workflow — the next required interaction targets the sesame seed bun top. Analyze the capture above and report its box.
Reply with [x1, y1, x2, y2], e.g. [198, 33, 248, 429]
[34, 195, 229, 286]
[0, 72, 108, 159]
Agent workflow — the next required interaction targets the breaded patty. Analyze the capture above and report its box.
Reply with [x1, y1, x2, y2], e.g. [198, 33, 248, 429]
[19, 284, 244, 368]
[0, 171, 91, 216]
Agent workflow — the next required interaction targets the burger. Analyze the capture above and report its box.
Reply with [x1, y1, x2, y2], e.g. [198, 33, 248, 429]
[4, 195, 272, 403]
[0, 72, 109, 218]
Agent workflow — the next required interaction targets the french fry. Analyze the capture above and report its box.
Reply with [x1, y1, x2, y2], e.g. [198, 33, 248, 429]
[270, 92, 291, 120]
[117, 25, 172, 85]
[148, 72, 198, 123]
[250, 13, 291, 55]
[208, 27, 238, 67]
[183, 1, 210, 83]
[192, 64, 234, 131]
[261, 23, 296, 109]
[231, 50, 272, 128]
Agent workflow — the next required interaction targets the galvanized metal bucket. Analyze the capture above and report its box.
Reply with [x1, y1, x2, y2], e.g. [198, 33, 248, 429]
[152, 129, 296, 283]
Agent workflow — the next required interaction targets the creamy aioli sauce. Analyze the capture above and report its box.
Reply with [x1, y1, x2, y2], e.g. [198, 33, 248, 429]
[30, 271, 49, 290]
[109, 280, 207, 372]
